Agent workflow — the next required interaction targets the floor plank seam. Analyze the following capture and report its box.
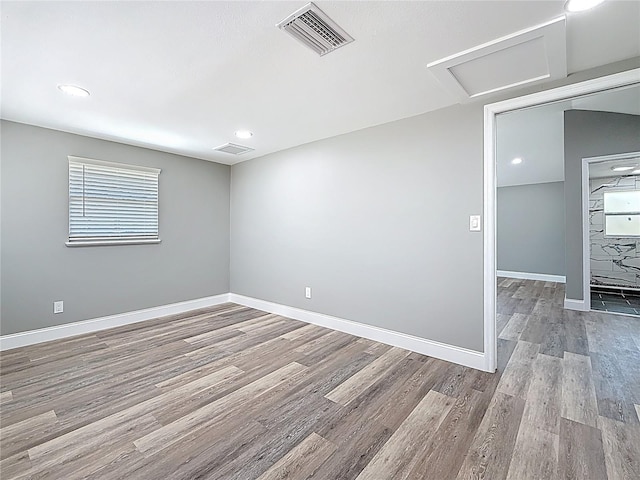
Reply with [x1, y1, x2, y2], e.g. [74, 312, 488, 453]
[2, 289, 639, 479]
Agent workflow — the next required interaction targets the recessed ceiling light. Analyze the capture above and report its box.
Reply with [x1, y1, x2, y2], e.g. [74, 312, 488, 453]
[234, 130, 253, 139]
[57, 84, 90, 97]
[511, 157, 523, 165]
[564, 0, 606, 13]
[611, 165, 636, 172]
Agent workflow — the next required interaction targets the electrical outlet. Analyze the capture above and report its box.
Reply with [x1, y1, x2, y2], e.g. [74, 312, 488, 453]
[53, 301, 64, 314]
[305, 287, 312, 299]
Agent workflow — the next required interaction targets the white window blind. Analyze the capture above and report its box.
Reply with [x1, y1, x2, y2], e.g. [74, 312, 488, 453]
[67, 156, 161, 246]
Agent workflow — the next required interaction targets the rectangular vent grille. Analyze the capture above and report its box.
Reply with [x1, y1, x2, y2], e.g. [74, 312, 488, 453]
[277, 2, 354, 56]
[213, 143, 254, 155]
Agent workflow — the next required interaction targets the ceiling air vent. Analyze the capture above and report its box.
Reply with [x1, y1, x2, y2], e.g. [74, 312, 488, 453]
[277, 2, 354, 56]
[213, 143, 254, 155]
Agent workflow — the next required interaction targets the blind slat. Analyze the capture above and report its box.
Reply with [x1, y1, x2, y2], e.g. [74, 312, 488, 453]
[69, 157, 160, 244]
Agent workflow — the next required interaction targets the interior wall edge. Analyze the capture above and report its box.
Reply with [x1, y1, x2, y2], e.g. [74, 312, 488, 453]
[563, 297, 589, 311]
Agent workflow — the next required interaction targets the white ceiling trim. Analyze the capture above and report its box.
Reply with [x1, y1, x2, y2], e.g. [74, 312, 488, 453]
[427, 16, 567, 102]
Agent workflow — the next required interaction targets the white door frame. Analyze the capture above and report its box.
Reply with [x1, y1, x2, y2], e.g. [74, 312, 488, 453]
[482, 68, 640, 373]
[582, 152, 640, 313]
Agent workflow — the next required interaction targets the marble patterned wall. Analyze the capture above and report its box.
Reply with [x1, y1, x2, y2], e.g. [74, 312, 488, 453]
[590, 175, 640, 289]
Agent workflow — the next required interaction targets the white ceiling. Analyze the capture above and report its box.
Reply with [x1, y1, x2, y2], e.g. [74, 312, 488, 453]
[497, 107, 566, 187]
[2, 1, 639, 165]
[497, 84, 640, 187]
[589, 154, 640, 179]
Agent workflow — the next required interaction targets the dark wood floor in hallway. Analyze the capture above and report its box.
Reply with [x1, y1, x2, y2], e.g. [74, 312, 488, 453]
[1, 279, 639, 479]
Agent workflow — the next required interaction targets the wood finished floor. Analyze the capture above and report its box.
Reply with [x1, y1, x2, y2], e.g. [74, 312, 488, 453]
[1, 279, 639, 479]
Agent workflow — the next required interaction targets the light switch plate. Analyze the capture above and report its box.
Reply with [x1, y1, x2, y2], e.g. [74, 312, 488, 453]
[469, 215, 481, 232]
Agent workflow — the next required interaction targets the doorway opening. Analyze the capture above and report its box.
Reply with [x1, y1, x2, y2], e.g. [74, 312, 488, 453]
[583, 152, 640, 317]
[483, 68, 640, 372]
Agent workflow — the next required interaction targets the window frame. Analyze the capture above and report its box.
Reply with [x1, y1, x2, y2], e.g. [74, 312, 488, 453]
[66, 156, 162, 247]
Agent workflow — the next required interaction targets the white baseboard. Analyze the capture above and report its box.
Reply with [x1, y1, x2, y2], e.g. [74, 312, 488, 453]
[229, 294, 488, 372]
[1, 292, 488, 372]
[564, 297, 589, 311]
[498, 270, 566, 283]
[0, 294, 231, 351]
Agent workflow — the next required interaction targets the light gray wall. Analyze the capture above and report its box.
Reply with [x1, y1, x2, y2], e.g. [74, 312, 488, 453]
[497, 182, 565, 276]
[3, 58, 637, 348]
[1, 121, 230, 335]
[231, 104, 485, 352]
[564, 110, 640, 300]
[230, 59, 639, 354]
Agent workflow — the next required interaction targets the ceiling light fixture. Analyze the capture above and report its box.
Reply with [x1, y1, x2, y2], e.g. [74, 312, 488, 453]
[511, 157, 523, 165]
[611, 165, 636, 172]
[234, 130, 253, 139]
[57, 84, 90, 97]
[564, 0, 606, 13]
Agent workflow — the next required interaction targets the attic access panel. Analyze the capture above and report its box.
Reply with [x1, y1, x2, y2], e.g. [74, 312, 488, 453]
[428, 16, 567, 101]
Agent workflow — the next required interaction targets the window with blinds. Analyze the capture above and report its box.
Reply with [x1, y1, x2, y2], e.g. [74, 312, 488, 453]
[67, 156, 161, 246]
[603, 190, 640, 237]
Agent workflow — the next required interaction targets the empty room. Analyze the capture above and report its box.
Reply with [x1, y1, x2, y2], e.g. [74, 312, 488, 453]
[1, 1, 639, 479]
